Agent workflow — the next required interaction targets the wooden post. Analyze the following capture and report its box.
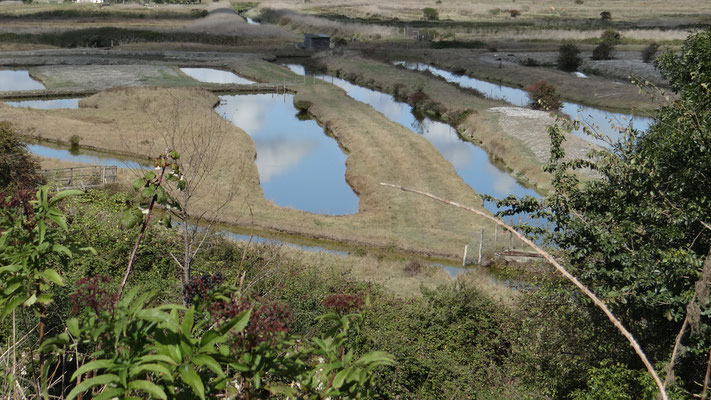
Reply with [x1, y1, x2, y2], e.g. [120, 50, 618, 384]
[509, 230, 514, 250]
[494, 224, 498, 248]
[462, 245, 468, 267]
[477, 229, 483, 265]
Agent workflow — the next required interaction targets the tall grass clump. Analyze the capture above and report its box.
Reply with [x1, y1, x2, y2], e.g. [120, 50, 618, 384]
[422, 7, 439, 21]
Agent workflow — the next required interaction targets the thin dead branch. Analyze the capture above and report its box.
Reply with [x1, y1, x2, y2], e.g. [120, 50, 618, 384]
[380, 182, 668, 400]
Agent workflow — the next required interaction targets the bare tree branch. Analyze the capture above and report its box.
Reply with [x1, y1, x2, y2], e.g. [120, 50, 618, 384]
[380, 182, 668, 400]
[702, 347, 711, 400]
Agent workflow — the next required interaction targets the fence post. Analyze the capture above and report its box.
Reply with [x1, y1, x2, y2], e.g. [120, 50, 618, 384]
[477, 229, 484, 265]
[509, 230, 514, 250]
[462, 245, 468, 267]
[494, 224, 498, 249]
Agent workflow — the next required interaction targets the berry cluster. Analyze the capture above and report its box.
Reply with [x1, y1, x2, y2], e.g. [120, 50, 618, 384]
[209, 298, 292, 349]
[323, 293, 365, 315]
[70, 275, 117, 316]
[183, 273, 224, 305]
[0, 189, 37, 237]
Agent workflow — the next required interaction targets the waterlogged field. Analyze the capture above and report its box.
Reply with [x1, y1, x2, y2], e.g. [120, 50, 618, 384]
[286, 64, 542, 219]
[216, 93, 358, 215]
[396, 61, 653, 147]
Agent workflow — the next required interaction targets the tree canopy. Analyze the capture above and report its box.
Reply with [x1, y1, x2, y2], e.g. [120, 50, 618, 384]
[524, 28, 711, 394]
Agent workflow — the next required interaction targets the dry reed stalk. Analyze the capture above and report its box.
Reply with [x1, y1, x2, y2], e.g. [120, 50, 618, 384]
[380, 182, 668, 400]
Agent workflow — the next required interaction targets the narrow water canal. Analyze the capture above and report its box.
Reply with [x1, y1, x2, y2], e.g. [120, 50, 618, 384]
[395, 61, 653, 147]
[4, 98, 80, 109]
[28, 142, 149, 169]
[216, 93, 358, 216]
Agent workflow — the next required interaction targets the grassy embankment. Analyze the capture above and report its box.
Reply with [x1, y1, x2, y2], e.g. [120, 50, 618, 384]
[317, 55, 600, 192]
[0, 59, 509, 261]
[366, 47, 661, 113]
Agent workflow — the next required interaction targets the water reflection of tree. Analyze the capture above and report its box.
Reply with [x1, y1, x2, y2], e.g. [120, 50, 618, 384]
[410, 109, 426, 135]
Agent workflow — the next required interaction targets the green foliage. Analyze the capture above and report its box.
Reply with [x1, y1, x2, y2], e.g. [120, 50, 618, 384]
[570, 360, 653, 400]
[558, 42, 583, 72]
[354, 284, 519, 399]
[507, 27, 711, 394]
[0, 187, 88, 322]
[422, 7, 439, 21]
[44, 286, 253, 400]
[525, 80, 562, 110]
[43, 279, 392, 399]
[0, 121, 43, 191]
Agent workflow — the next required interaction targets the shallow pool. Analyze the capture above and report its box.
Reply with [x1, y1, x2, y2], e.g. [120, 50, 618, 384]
[28, 143, 149, 169]
[0, 70, 45, 91]
[216, 93, 358, 215]
[180, 67, 254, 84]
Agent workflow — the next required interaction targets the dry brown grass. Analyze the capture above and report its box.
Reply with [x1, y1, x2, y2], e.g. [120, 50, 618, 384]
[261, 8, 395, 40]
[258, 0, 711, 24]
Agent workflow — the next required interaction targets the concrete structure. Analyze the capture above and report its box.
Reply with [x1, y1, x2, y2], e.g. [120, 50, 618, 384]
[303, 34, 330, 50]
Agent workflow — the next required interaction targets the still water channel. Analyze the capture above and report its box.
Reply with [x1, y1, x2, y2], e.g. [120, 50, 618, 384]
[394, 61, 653, 147]
[180, 68, 254, 84]
[4, 98, 80, 109]
[285, 64, 541, 220]
[28, 142, 149, 169]
[216, 93, 358, 215]
[0, 70, 45, 91]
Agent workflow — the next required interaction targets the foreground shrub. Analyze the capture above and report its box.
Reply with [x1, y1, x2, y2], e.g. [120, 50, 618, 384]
[525, 80, 562, 110]
[0, 121, 43, 191]
[558, 42, 583, 71]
